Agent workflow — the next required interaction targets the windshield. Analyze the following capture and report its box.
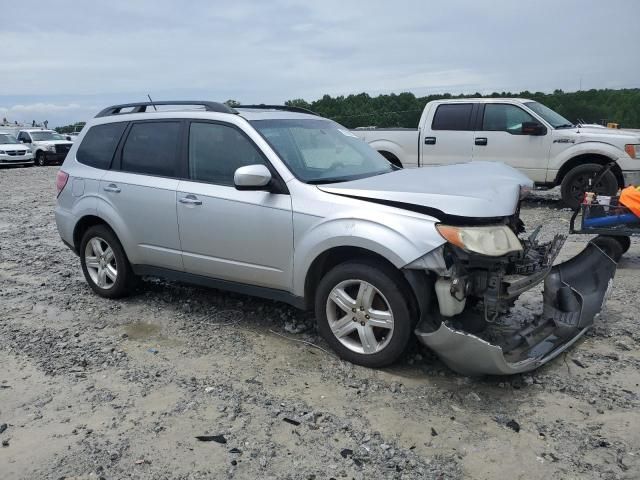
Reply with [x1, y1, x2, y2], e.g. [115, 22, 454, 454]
[0, 133, 18, 144]
[524, 101, 573, 128]
[30, 131, 56, 141]
[250, 118, 396, 183]
[52, 133, 67, 140]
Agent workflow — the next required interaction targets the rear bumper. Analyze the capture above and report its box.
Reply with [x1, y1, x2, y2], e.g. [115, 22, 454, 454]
[55, 205, 76, 253]
[415, 242, 616, 375]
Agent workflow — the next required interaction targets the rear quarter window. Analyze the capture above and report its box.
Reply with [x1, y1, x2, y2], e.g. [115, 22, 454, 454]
[431, 104, 473, 131]
[77, 122, 127, 169]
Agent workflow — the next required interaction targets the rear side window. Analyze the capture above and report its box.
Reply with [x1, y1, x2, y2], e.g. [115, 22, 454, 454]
[121, 121, 181, 177]
[431, 104, 473, 131]
[77, 122, 127, 169]
[188, 122, 265, 186]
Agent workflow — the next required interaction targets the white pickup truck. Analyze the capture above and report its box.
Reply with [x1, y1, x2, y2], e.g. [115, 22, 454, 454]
[353, 98, 640, 207]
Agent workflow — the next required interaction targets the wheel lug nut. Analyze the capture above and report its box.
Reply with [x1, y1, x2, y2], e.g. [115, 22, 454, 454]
[365, 315, 370, 319]
[352, 317, 357, 322]
[352, 308, 356, 313]
[360, 321, 365, 326]
[360, 307, 364, 311]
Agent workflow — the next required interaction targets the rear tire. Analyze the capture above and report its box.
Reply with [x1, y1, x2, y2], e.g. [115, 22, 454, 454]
[79, 225, 135, 298]
[315, 260, 415, 368]
[591, 235, 624, 262]
[560, 163, 618, 209]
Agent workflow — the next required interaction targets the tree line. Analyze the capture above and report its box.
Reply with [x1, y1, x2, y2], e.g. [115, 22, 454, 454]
[285, 88, 640, 129]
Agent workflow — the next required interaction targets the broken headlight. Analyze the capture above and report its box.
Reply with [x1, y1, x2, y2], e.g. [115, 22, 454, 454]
[436, 224, 522, 257]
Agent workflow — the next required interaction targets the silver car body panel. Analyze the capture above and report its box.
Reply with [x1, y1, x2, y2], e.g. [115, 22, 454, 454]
[318, 161, 533, 219]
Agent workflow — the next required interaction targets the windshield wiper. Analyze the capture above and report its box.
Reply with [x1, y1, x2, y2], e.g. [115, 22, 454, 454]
[306, 177, 352, 185]
[555, 123, 575, 129]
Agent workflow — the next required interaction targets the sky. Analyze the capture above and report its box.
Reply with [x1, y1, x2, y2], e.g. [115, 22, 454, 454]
[1, 0, 639, 127]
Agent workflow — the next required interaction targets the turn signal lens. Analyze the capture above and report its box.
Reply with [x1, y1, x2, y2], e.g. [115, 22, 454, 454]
[625, 144, 639, 159]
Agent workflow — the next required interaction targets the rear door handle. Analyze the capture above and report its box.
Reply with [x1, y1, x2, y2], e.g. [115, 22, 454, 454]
[103, 183, 121, 193]
[179, 194, 202, 206]
[475, 137, 488, 146]
[424, 136, 436, 145]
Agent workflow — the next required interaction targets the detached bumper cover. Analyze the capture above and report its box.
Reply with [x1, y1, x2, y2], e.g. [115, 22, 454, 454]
[415, 243, 616, 375]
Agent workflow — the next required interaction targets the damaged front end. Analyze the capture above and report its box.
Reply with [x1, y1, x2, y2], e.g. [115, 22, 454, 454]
[411, 230, 616, 376]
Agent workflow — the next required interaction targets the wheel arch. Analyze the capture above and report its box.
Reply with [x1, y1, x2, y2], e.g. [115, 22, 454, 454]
[72, 214, 119, 254]
[554, 153, 623, 187]
[378, 150, 403, 168]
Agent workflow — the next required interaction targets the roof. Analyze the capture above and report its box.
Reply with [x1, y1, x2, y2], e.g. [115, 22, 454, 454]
[19, 128, 54, 132]
[431, 97, 533, 104]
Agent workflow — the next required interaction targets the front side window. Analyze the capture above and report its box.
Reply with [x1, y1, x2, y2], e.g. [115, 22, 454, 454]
[251, 118, 395, 184]
[431, 104, 473, 131]
[188, 122, 265, 186]
[121, 121, 180, 177]
[0, 133, 18, 144]
[18, 132, 30, 142]
[77, 122, 127, 169]
[481, 104, 537, 134]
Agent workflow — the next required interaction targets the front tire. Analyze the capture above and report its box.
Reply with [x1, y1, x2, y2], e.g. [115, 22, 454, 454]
[560, 163, 618, 209]
[315, 260, 415, 368]
[35, 151, 46, 166]
[79, 225, 135, 298]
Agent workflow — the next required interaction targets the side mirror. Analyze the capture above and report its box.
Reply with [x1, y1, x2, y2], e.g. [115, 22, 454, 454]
[234, 164, 272, 191]
[21, 138, 31, 143]
[522, 122, 546, 136]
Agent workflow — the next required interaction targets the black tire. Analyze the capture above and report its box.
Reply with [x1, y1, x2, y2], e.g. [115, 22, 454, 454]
[35, 151, 46, 166]
[79, 225, 136, 298]
[379, 151, 403, 169]
[591, 235, 624, 262]
[560, 163, 618, 209]
[315, 260, 415, 368]
[613, 235, 631, 255]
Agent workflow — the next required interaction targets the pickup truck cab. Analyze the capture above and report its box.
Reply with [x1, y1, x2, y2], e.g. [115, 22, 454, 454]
[354, 98, 640, 208]
[17, 129, 74, 166]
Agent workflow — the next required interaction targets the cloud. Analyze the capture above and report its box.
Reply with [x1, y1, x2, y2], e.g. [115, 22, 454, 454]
[1, 0, 638, 126]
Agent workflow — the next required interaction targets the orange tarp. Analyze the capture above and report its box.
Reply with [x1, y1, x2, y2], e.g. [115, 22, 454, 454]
[619, 186, 640, 217]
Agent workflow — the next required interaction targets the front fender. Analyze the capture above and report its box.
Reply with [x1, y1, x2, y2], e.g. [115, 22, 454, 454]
[549, 141, 625, 181]
[292, 212, 444, 297]
[367, 139, 413, 166]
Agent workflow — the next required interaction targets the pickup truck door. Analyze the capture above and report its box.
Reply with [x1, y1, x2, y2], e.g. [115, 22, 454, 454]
[176, 121, 294, 290]
[471, 103, 552, 183]
[420, 103, 475, 166]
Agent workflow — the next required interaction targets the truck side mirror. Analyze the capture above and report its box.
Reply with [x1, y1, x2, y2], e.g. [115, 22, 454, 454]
[522, 122, 546, 136]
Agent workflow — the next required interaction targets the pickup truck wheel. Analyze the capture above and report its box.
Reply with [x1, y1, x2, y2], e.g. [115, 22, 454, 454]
[315, 260, 414, 368]
[80, 225, 135, 298]
[560, 163, 618, 209]
[35, 152, 46, 166]
[590, 235, 624, 262]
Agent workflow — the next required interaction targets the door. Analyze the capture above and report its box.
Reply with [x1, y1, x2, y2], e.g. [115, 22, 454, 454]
[420, 103, 475, 166]
[472, 103, 552, 182]
[98, 120, 183, 271]
[177, 121, 293, 290]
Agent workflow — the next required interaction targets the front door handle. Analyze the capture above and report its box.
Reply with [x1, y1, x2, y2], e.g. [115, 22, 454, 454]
[475, 137, 488, 146]
[179, 194, 202, 206]
[424, 136, 436, 145]
[103, 183, 121, 193]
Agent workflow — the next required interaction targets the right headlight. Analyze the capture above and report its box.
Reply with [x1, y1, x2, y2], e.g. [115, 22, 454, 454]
[625, 144, 640, 159]
[436, 224, 522, 257]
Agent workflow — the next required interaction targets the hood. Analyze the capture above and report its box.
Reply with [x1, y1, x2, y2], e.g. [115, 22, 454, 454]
[0, 143, 28, 150]
[557, 127, 640, 144]
[318, 161, 533, 219]
[34, 140, 73, 146]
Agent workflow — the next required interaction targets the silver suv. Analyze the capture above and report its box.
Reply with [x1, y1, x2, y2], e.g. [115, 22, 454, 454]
[55, 101, 616, 375]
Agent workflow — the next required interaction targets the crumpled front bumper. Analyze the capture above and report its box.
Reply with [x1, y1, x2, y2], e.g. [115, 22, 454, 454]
[415, 243, 616, 375]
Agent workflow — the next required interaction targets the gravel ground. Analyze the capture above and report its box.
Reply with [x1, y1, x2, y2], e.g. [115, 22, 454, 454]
[1, 166, 639, 480]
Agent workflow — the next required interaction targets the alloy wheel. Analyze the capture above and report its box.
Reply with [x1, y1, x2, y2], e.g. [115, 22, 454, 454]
[84, 237, 118, 289]
[325, 279, 394, 354]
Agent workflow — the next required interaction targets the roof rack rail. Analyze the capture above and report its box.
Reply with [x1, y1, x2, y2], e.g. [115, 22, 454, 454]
[95, 101, 237, 118]
[236, 104, 319, 116]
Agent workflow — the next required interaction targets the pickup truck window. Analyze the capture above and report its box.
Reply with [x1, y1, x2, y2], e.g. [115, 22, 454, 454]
[524, 101, 573, 129]
[188, 122, 265, 186]
[481, 104, 537, 134]
[251, 118, 394, 184]
[30, 131, 57, 141]
[431, 104, 473, 131]
[77, 122, 127, 170]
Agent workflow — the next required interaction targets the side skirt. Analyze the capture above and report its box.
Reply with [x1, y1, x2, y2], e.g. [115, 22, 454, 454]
[131, 265, 307, 310]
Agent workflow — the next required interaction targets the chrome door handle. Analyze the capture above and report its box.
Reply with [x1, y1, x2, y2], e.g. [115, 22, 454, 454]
[179, 195, 202, 206]
[103, 184, 121, 193]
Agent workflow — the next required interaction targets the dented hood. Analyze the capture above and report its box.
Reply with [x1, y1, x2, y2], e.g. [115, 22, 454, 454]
[318, 161, 533, 218]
